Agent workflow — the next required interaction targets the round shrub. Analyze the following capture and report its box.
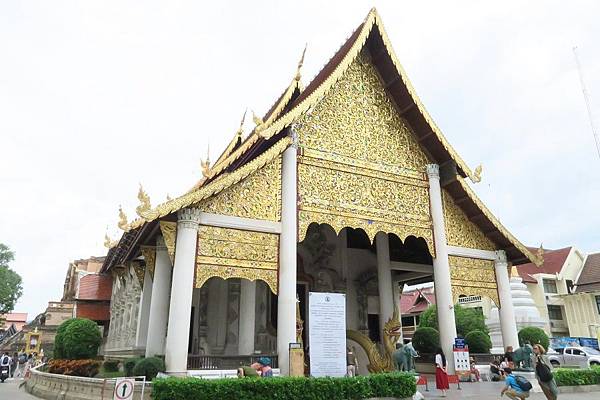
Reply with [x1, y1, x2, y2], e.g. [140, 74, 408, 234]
[518, 326, 549, 350]
[132, 357, 165, 380]
[61, 318, 102, 359]
[412, 327, 440, 353]
[124, 357, 141, 376]
[464, 330, 492, 353]
[54, 318, 78, 359]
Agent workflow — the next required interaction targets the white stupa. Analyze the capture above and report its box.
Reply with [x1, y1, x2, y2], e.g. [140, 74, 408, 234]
[487, 267, 546, 354]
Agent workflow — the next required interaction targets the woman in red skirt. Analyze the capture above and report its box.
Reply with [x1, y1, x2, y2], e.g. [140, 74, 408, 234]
[435, 348, 450, 397]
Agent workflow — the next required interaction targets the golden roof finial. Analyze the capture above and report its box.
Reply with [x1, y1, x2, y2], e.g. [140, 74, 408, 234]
[471, 164, 483, 183]
[537, 243, 545, 261]
[236, 109, 247, 137]
[295, 44, 307, 82]
[166, 193, 172, 201]
[252, 110, 264, 127]
[104, 233, 117, 249]
[201, 145, 211, 178]
[510, 265, 519, 278]
[118, 206, 129, 231]
[136, 184, 151, 217]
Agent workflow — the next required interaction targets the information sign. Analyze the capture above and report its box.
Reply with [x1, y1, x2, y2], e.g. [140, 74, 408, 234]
[308, 292, 346, 377]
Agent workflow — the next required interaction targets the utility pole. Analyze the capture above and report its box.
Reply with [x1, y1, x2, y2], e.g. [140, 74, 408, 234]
[573, 46, 600, 160]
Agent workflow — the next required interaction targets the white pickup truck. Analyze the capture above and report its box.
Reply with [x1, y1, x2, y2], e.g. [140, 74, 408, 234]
[547, 346, 600, 368]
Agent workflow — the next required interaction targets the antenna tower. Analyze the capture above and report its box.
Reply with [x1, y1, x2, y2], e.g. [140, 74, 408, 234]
[573, 46, 600, 160]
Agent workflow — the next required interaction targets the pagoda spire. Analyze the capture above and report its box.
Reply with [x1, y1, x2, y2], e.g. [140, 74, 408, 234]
[294, 44, 307, 82]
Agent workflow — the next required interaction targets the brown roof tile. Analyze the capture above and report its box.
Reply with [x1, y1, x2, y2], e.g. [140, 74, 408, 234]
[77, 274, 113, 301]
[76, 303, 110, 322]
[516, 247, 572, 283]
[575, 253, 600, 293]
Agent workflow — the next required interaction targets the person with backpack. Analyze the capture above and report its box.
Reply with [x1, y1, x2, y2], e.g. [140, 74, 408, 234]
[533, 344, 558, 400]
[501, 368, 532, 399]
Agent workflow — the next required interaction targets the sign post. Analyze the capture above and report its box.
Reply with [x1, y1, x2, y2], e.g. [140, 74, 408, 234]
[308, 292, 346, 377]
[114, 378, 135, 400]
[453, 338, 470, 383]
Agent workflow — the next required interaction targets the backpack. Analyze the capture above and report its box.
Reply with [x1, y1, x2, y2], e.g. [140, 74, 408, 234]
[536, 357, 553, 383]
[515, 375, 533, 392]
[0, 355, 9, 366]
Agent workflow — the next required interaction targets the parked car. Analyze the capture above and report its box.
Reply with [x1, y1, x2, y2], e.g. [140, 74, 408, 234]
[547, 346, 600, 368]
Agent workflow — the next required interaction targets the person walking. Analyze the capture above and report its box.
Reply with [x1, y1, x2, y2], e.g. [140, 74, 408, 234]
[533, 344, 558, 400]
[434, 348, 449, 397]
[346, 347, 358, 377]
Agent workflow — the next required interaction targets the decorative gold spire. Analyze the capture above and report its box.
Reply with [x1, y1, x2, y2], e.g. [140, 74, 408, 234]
[118, 206, 129, 231]
[471, 164, 483, 183]
[136, 184, 151, 217]
[510, 265, 519, 278]
[201, 145, 211, 178]
[236, 109, 247, 137]
[294, 44, 307, 82]
[252, 110, 266, 136]
[537, 243, 545, 261]
[104, 233, 117, 249]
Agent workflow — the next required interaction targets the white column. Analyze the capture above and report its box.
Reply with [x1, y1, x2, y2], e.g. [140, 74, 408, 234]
[495, 250, 519, 350]
[427, 163, 458, 373]
[146, 237, 172, 357]
[277, 137, 298, 376]
[136, 266, 153, 347]
[165, 208, 201, 374]
[376, 232, 395, 343]
[239, 279, 257, 355]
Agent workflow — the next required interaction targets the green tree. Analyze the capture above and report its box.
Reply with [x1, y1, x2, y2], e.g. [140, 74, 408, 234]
[518, 327, 550, 350]
[418, 304, 489, 337]
[412, 327, 440, 353]
[0, 243, 23, 314]
[464, 330, 493, 353]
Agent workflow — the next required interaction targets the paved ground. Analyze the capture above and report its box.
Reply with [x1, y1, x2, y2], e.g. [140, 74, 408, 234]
[418, 379, 599, 399]
[0, 378, 36, 399]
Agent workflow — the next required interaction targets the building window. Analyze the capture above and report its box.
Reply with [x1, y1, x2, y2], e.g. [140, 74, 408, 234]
[548, 305, 563, 320]
[543, 279, 558, 294]
[596, 296, 600, 314]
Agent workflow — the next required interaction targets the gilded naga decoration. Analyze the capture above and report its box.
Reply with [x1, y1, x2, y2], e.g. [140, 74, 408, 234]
[104, 233, 117, 249]
[136, 184, 151, 217]
[347, 307, 402, 373]
[117, 206, 129, 231]
[252, 110, 265, 136]
[471, 164, 483, 183]
[296, 297, 304, 344]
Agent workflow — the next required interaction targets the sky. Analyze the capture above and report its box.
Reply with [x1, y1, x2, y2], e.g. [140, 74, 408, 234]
[1, 0, 599, 319]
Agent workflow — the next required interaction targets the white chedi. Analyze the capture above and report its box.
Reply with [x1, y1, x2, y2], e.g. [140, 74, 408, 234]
[486, 272, 546, 354]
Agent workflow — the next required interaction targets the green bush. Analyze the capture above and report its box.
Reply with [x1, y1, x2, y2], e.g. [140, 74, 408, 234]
[412, 327, 440, 353]
[133, 357, 165, 380]
[152, 373, 416, 400]
[419, 304, 488, 336]
[103, 360, 120, 372]
[60, 318, 102, 359]
[518, 326, 549, 350]
[555, 367, 600, 386]
[53, 319, 77, 359]
[464, 330, 492, 353]
[124, 357, 142, 377]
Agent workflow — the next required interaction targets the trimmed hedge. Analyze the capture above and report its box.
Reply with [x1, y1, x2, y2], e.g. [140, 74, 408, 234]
[53, 319, 77, 359]
[555, 367, 600, 386]
[464, 330, 492, 353]
[124, 357, 142, 376]
[152, 373, 417, 400]
[56, 318, 102, 359]
[518, 326, 549, 350]
[133, 357, 165, 380]
[412, 327, 440, 354]
[103, 360, 120, 373]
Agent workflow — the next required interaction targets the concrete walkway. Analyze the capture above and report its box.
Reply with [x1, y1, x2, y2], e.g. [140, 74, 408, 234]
[418, 380, 599, 399]
[0, 378, 37, 399]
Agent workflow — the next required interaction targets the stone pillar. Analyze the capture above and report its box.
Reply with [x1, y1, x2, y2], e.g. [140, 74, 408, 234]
[495, 250, 519, 350]
[392, 277, 404, 343]
[426, 163, 458, 373]
[136, 266, 153, 347]
[277, 135, 298, 376]
[239, 279, 257, 355]
[146, 237, 172, 357]
[165, 208, 202, 374]
[375, 232, 394, 343]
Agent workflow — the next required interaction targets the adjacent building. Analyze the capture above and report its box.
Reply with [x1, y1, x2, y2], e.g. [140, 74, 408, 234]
[563, 253, 600, 338]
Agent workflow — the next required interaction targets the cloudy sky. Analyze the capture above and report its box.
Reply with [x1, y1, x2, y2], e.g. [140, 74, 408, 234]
[1, 0, 599, 318]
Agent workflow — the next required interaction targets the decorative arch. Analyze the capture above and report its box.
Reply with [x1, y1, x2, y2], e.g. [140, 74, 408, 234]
[449, 256, 499, 307]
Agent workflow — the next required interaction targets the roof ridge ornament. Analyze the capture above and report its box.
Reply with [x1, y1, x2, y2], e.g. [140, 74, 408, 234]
[118, 205, 129, 231]
[470, 164, 483, 183]
[136, 184, 151, 217]
[201, 145, 211, 178]
[104, 232, 117, 249]
[252, 110, 266, 136]
[295, 44, 308, 82]
[237, 109, 247, 138]
[537, 243, 545, 261]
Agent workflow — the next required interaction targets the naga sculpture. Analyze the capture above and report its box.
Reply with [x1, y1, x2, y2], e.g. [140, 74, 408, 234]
[347, 307, 402, 372]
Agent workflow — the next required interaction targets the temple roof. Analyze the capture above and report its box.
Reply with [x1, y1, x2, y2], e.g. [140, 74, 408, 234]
[575, 252, 600, 293]
[104, 8, 541, 270]
[516, 247, 572, 283]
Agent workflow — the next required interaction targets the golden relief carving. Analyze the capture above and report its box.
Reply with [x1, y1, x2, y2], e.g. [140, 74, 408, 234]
[197, 157, 282, 221]
[195, 226, 279, 293]
[159, 221, 177, 264]
[442, 189, 497, 251]
[449, 256, 499, 306]
[140, 246, 156, 280]
[132, 261, 145, 287]
[295, 52, 434, 254]
[296, 52, 430, 175]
